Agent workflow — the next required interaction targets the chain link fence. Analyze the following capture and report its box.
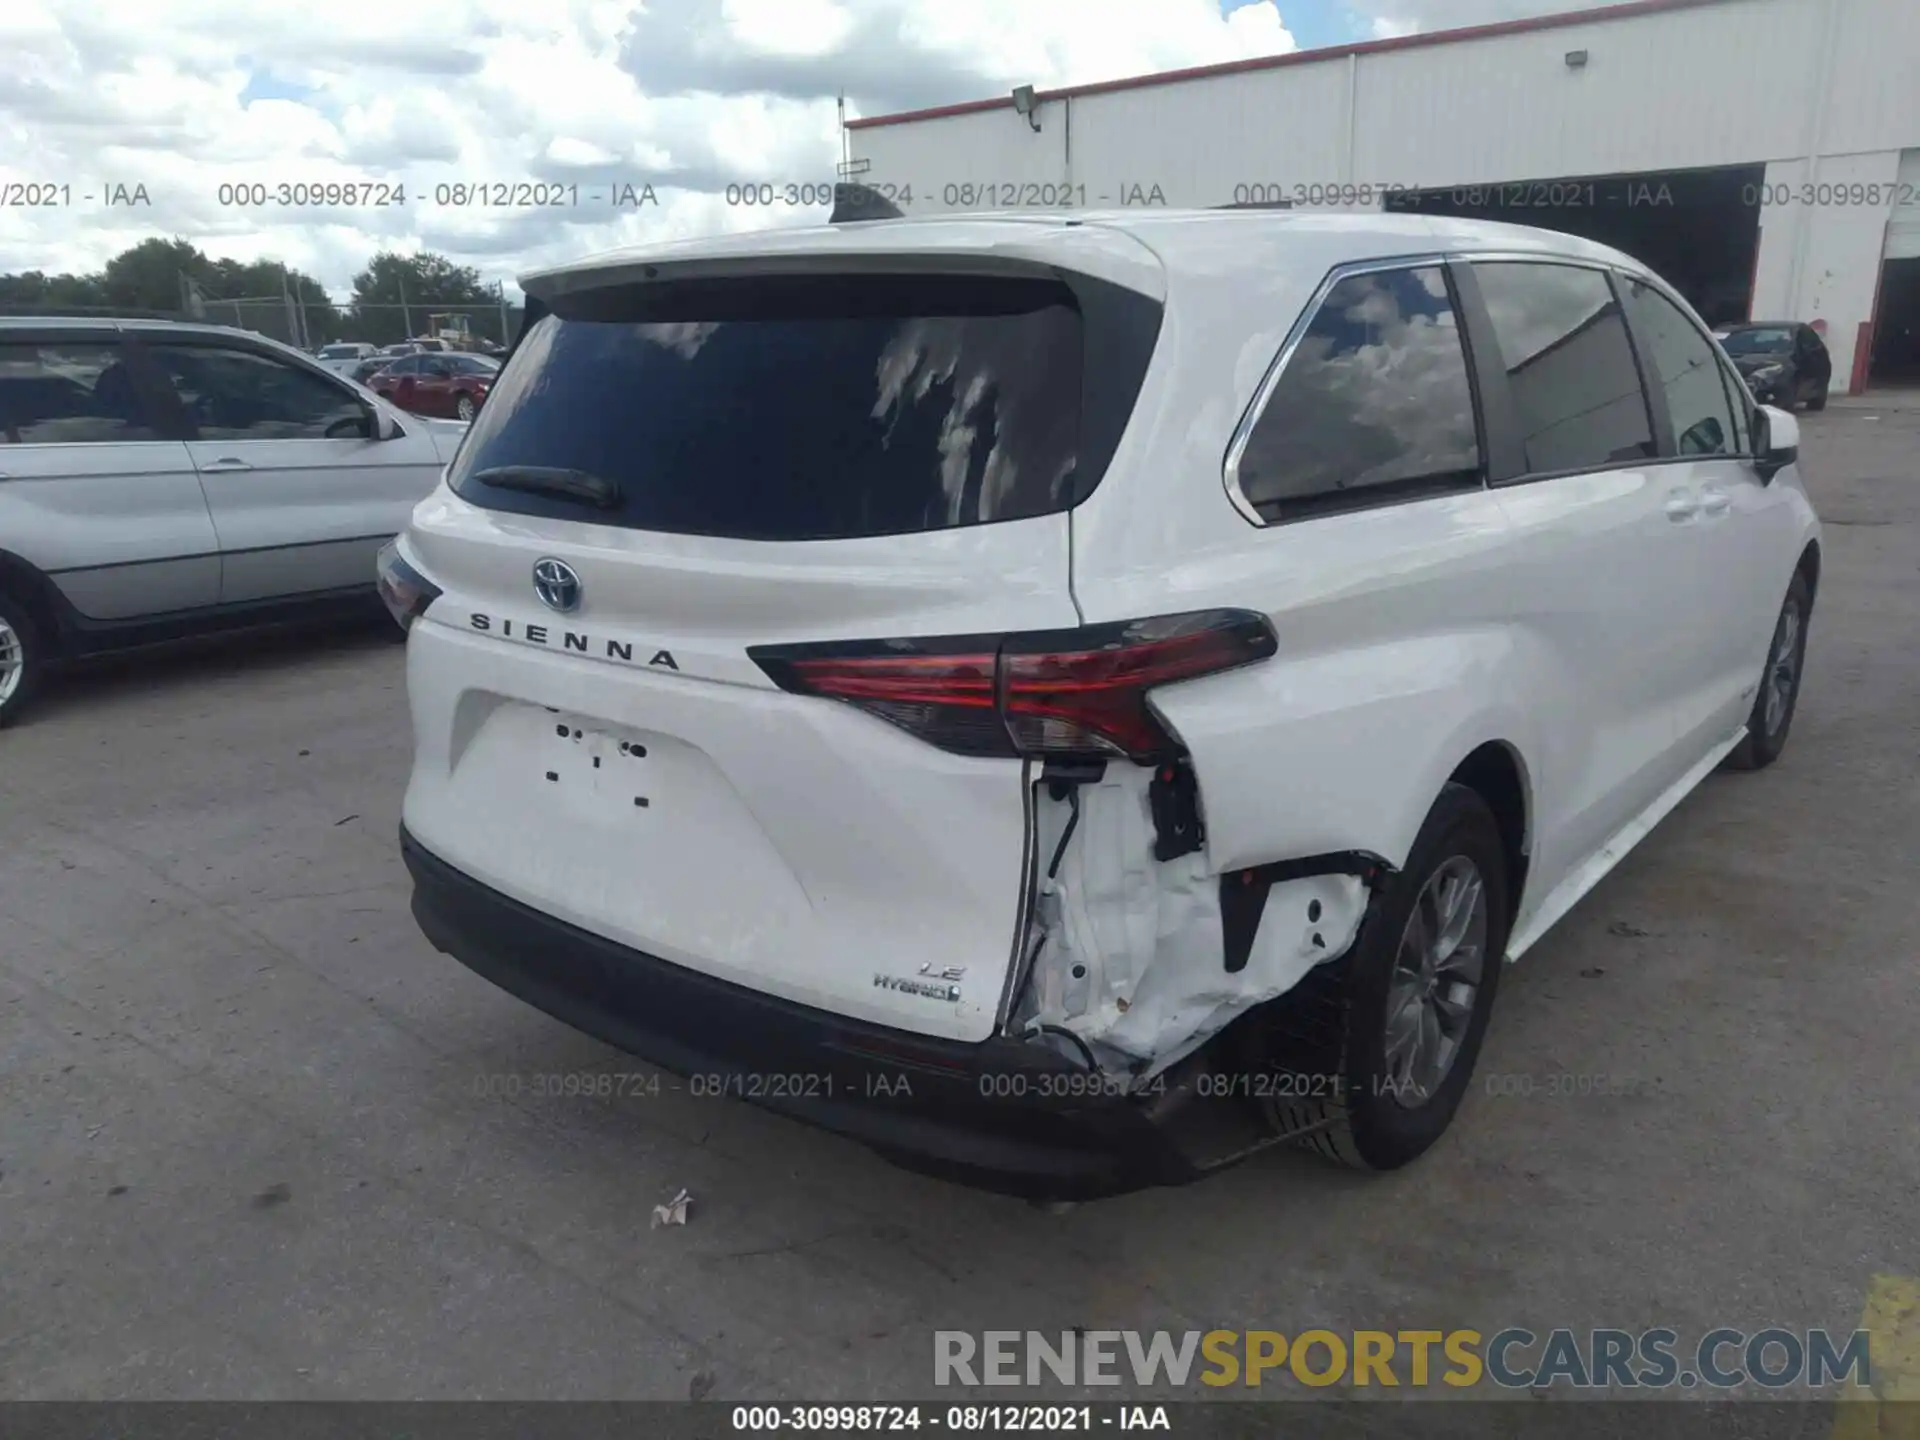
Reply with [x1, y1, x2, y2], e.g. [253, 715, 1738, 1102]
[0, 298, 522, 353]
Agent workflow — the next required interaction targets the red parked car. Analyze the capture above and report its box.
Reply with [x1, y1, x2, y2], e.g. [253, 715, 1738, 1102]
[369, 352, 498, 420]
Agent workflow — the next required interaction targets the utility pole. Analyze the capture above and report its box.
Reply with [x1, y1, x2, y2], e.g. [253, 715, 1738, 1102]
[397, 270, 414, 340]
[281, 270, 304, 349]
[497, 279, 509, 346]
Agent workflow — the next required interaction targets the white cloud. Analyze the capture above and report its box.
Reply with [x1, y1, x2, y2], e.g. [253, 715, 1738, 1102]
[0, 0, 1298, 302]
[1351, 0, 1593, 38]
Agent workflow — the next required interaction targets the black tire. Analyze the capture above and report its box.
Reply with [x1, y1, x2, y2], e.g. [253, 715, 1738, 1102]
[455, 392, 477, 422]
[1724, 570, 1812, 771]
[1806, 382, 1828, 412]
[1275, 784, 1509, 1171]
[0, 589, 47, 729]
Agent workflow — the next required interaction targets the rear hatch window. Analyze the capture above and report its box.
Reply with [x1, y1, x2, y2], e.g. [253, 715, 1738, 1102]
[448, 270, 1160, 542]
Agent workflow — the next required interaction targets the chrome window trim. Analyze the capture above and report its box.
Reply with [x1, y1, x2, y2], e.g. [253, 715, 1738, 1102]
[1221, 248, 1666, 528]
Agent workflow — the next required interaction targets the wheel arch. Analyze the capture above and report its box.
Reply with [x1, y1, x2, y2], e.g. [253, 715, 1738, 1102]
[1796, 537, 1821, 606]
[0, 547, 71, 659]
[1445, 740, 1532, 929]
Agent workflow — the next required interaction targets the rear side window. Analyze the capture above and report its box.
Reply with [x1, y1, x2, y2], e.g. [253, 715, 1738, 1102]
[450, 272, 1161, 542]
[1471, 262, 1655, 475]
[0, 342, 165, 444]
[1234, 265, 1482, 522]
[1618, 277, 1744, 456]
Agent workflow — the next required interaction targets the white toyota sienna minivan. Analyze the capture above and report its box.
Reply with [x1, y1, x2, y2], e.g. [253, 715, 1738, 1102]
[380, 209, 1821, 1199]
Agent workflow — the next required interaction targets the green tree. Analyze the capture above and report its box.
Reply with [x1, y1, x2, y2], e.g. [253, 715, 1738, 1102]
[0, 270, 109, 311]
[100, 237, 209, 311]
[3, 240, 506, 345]
[350, 251, 494, 345]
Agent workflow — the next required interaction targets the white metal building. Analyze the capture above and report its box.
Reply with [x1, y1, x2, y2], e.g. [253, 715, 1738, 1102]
[845, 0, 1920, 395]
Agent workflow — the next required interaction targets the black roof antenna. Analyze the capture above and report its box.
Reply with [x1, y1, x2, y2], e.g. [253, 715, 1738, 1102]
[829, 182, 906, 224]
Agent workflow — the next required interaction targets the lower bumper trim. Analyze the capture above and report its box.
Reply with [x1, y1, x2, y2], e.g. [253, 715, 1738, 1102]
[400, 827, 1207, 1199]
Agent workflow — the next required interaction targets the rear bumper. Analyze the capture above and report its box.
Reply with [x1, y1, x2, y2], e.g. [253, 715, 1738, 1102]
[401, 827, 1210, 1199]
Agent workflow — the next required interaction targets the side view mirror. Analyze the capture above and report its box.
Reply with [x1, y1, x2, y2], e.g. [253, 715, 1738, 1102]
[371, 403, 404, 441]
[1753, 404, 1799, 482]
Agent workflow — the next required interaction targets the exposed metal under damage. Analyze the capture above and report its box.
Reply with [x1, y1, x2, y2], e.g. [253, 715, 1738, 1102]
[1006, 764, 1375, 1082]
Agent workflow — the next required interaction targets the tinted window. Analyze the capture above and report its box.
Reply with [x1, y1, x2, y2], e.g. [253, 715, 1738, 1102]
[449, 273, 1144, 541]
[1620, 278, 1741, 457]
[450, 355, 498, 374]
[1235, 265, 1481, 519]
[1473, 262, 1654, 474]
[382, 356, 418, 376]
[421, 357, 454, 377]
[148, 345, 369, 441]
[0, 342, 165, 444]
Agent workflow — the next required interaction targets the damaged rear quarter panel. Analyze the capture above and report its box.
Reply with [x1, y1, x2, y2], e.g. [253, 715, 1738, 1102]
[1012, 767, 1371, 1078]
[1149, 628, 1536, 876]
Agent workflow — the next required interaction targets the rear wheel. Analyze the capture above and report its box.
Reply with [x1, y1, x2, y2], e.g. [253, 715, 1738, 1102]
[1276, 784, 1509, 1171]
[0, 590, 47, 729]
[456, 392, 477, 422]
[1724, 570, 1812, 771]
[1806, 381, 1828, 412]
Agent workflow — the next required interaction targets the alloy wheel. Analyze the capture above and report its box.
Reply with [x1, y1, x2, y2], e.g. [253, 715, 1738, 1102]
[1763, 599, 1802, 737]
[0, 613, 23, 706]
[1382, 855, 1488, 1106]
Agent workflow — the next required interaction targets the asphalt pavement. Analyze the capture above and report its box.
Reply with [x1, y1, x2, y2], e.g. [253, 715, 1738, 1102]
[2, 406, 1916, 1403]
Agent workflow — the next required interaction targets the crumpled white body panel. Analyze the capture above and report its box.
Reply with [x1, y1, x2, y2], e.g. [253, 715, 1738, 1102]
[1014, 769, 1369, 1079]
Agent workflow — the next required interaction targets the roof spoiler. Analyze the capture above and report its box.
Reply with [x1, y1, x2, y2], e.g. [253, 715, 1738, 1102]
[829, 183, 906, 224]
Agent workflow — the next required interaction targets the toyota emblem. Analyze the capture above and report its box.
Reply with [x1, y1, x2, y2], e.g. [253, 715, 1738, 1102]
[531, 557, 582, 614]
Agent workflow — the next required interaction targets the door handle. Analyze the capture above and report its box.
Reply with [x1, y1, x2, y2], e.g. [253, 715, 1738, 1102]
[1664, 489, 1698, 522]
[1699, 487, 1731, 518]
[199, 457, 253, 473]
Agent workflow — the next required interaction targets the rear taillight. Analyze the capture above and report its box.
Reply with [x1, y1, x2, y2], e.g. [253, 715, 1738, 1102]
[750, 610, 1275, 763]
[375, 538, 442, 631]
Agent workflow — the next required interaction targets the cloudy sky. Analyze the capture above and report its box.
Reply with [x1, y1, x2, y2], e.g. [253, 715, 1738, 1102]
[1, 0, 1599, 302]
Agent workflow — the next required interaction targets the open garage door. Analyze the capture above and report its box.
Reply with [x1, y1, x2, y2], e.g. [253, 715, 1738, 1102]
[1885, 150, 1920, 261]
[1865, 151, 1920, 388]
[1387, 164, 1765, 327]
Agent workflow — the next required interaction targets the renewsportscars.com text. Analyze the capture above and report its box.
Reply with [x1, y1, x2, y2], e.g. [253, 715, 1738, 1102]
[934, 1328, 1870, 1391]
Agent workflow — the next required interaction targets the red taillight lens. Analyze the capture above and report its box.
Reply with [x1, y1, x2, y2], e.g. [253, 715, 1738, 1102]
[751, 610, 1275, 763]
[375, 537, 442, 631]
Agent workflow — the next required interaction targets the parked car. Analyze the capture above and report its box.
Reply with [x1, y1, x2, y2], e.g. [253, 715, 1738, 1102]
[1714, 321, 1831, 411]
[369, 352, 496, 421]
[316, 341, 380, 379]
[0, 318, 467, 725]
[382, 212, 1821, 1199]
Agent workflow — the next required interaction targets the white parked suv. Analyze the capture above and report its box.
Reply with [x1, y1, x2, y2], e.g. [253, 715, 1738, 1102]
[384, 210, 1820, 1199]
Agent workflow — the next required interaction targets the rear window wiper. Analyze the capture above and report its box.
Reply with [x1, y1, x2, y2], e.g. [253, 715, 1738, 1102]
[471, 465, 623, 509]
